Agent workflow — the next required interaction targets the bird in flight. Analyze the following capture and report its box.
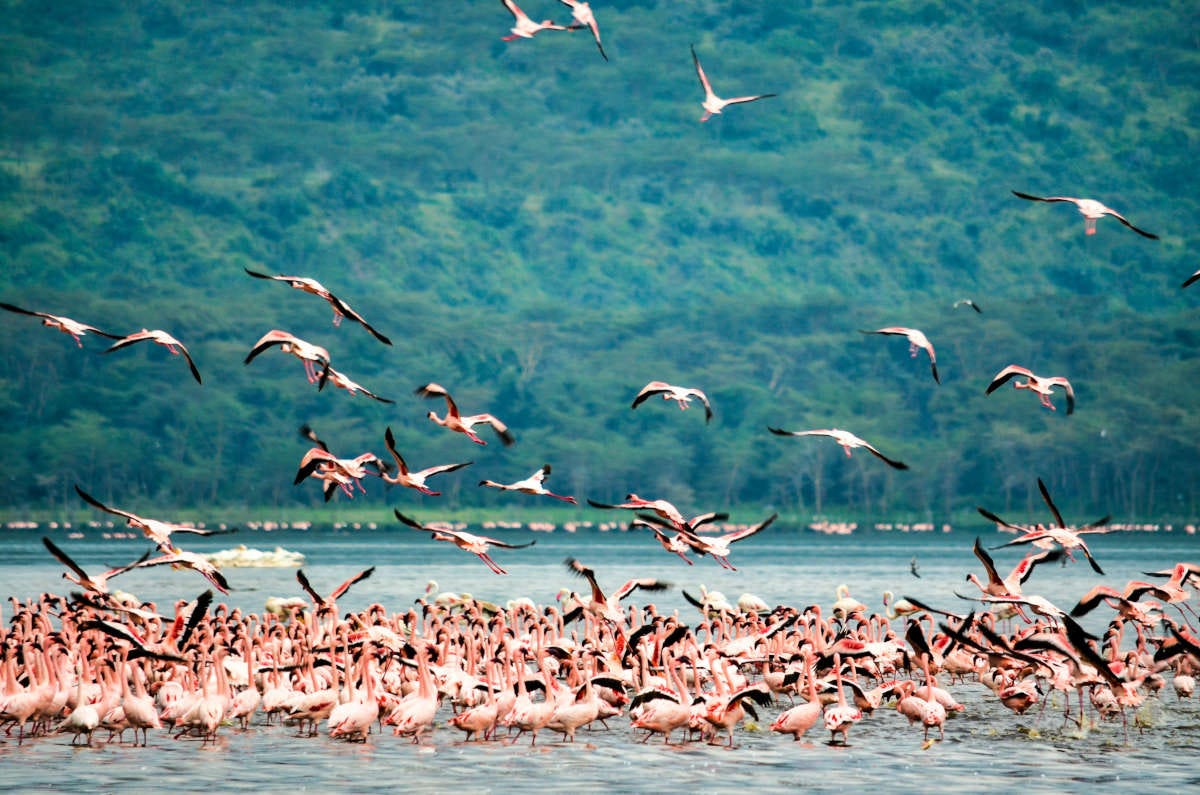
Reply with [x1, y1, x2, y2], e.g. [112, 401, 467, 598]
[768, 427, 908, 470]
[631, 381, 713, 423]
[860, 327, 939, 384]
[691, 44, 776, 122]
[1011, 190, 1158, 239]
[243, 268, 391, 345]
[0, 303, 120, 347]
[986, 365, 1074, 415]
[105, 329, 203, 384]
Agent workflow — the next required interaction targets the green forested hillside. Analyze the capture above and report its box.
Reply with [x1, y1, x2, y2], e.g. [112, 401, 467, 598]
[1, 0, 1197, 523]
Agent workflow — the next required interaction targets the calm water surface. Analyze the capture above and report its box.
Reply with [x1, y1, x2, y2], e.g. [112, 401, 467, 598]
[2, 523, 1199, 793]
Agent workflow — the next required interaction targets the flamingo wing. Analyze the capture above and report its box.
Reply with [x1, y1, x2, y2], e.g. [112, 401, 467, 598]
[985, 364, 1034, 394]
[329, 566, 376, 600]
[1183, 269, 1200, 288]
[861, 442, 908, 470]
[690, 45, 714, 98]
[295, 569, 324, 604]
[1101, 207, 1158, 239]
[74, 485, 142, 524]
[1036, 478, 1067, 528]
[631, 381, 672, 409]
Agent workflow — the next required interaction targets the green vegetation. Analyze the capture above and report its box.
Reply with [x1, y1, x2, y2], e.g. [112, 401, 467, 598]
[1, 0, 1197, 524]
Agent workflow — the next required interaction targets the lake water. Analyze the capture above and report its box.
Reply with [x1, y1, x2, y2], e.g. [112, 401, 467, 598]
[2, 522, 1199, 793]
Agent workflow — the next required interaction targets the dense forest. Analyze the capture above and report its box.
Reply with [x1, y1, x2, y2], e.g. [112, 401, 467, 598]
[1, 0, 1197, 525]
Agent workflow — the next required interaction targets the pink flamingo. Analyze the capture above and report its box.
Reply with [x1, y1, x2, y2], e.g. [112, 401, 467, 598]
[559, 1, 606, 60]
[768, 426, 908, 469]
[986, 364, 1075, 414]
[0, 302, 120, 347]
[379, 425, 472, 496]
[317, 366, 393, 403]
[501, 0, 568, 41]
[394, 509, 536, 574]
[478, 463, 578, 504]
[74, 484, 233, 553]
[1012, 190, 1158, 239]
[691, 43, 776, 122]
[244, 329, 331, 384]
[414, 382, 515, 446]
[631, 381, 713, 423]
[860, 326, 939, 383]
[105, 328, 202, 383]
[244, 268, 391, 344]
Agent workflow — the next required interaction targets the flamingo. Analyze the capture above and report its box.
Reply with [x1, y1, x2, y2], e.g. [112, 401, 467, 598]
[501, 0, 568, 41]
[74, 484, 234, 553]
[982, 478, 1112, 574]
[963, 536, 1063, 600]
[295, 566, 375, 615]
[670, 512, 777, 570]
[563, 558, 670, 625]
[379, 426, 472, 496]
[586, 494, 690, 529]
[860, 327, 939, 383]
[294, 447, 383, 502]
[243, 268, 391, 344]
[41, 536, 149, 595]
[128, 549, 231, 594]
[244, 329, 331, 384]
[414, 382, 515, 446]
[691, 44, 776, 122]
[0, 302, 120, 347]
[394, 509, 535, 574]
[628, 517, 696, 564]
[768, 426, 908, 470]
[478, 464, 577, 504]
[105, 328, 202, 383]
[953, 298, 982, 313]
[1012, 190, 1158, 239]
[986, 364, 1075, 414]
[770, 652, 822, 741]
[559, 0, 606, 60]
[822, 653, 863, 745]
[631, 381, 713, 423]
[316, 366, 394, 403]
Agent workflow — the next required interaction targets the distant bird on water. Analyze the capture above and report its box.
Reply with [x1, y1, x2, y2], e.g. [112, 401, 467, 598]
[243, 268, 391, 345]
[691, 44, 776, 122]
[0, 303, 120, 347]
[632, 381, 713, 423]
[768, 427, 908, 470]
[105, 329, 202, 384]
[986, 365, 1074, 415]
[860, 327, 939, 384]
[1011, 190, 1158, 239]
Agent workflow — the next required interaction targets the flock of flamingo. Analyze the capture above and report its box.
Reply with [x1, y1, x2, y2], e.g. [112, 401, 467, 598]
[3, 0, 1199, 758]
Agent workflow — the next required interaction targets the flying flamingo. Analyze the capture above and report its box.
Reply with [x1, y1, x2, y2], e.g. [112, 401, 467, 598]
[768, 426, 908, 470]
[129, 549, 232, 594]
[394, 509, 536, 574]
[74, 484, 234, 553]
[586, 493, 712, 530]
[478, 464, 577, 503]
[317, 365, 394, 403]
[986, 365, 1075, 415]
[1012, 190, 1158, 239]
[953, 298, 982, 313]
[559, 0, 606, 60]
[378, 426, 472, 496]
[243, 268, 391, 344]
[293, 448, 383, 501]
[691, 43, 776, 122]
[295, 566, 375, 615]
[244, 329, 331, 384]
[501, 0, 568, 41]
[0, 302, 120, 347]
[562, 558, 670, 625]
[41, 536, 150, 595]
[631, 381, 713, 423]
[981, 479, 1112, 573]
[664, 512, 777, 570]
[414, 382, 515, 446]
[105, 329, 202, 384]
[860, 327, 939, 383]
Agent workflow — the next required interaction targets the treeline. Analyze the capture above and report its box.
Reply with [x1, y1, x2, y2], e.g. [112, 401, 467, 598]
[0, 0, 1197, 522]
